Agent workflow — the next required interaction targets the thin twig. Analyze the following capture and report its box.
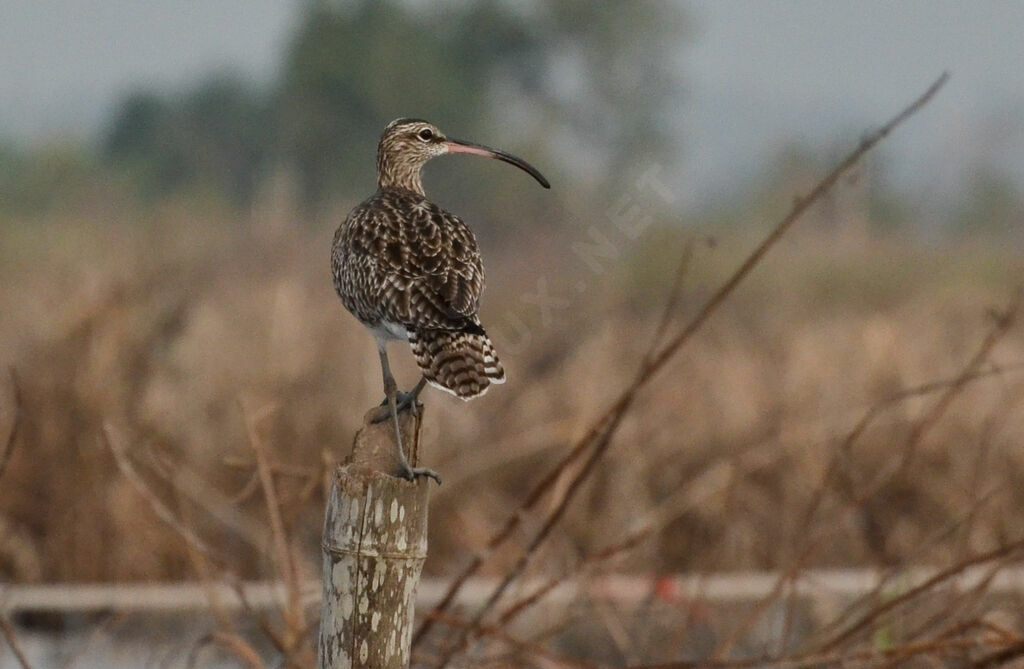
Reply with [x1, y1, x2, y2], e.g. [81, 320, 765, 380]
[494, 448, 763, 631]
[442, 411, 774, 664]
[141, 445, 273, 553]
[435, 393, 635, 665]
[0, 615, 33, 669]
[627, 636, 1009, 668]
[898, 559, 1003, 651]
[497, 527, 654, 627]
[642, 72, 949, 391]
[966, 638, 1024, 669]
[895, 288, 1020, 473]
[58, 612, 123, 669]
[187, 546, 237, 636]
[241, 402, 309, 659]
[641, 237, 697, 371]
[815, 537, 1024, 653]
[424, 611, 606, 669]
[875, 617, 988, 669]
[763, 347, 1024, 657]
[811, 486, 991, 644]
[222, 456, 320, 477]
[187, 630, 265, 669]
[426, 241, 714, 658]
[975, 618, 1024, 645]
[184, 540, 288, 660]
[228, 577, 287, 652]
[224, 458, 322, 507]
[105, 421, 294, 664]
[0, 368, 23, 484]
[798, 358, 1024, 532]
[711, 541, 821, 660]
[228, 470, 263, 505]
[805, 478, 1008, 654]
[103, 422, 220, 562]
[412, 411, 600, 646]
[834, 290, 1022, 569]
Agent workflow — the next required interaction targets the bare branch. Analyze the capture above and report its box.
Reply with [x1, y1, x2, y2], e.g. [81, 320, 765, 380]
[434, 395, 633, 665]
[241, 402, 309, 659]
[641, 237, 697, 371]
[412, 412, 599, 646]
[966, 639, 1024, 669]
[0, 368, 24, 485]
[424, 611, 606, 669]
[815, 537, 1024, 653]
[639, 72, 949, 392]
[896, 288, 1020, 472]
[102, 422, 220, 562]
[496, 527, 653, 628]
[0, 615, 33, 669]
[187, 630, 266, 669]
[625, 636, 1009, 668]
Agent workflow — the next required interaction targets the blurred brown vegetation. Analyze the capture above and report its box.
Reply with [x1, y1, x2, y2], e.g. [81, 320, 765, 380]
[1, 179, 1022, 587]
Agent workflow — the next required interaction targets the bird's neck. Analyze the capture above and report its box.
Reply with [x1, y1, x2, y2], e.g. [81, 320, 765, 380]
[376, 156, 425, 195]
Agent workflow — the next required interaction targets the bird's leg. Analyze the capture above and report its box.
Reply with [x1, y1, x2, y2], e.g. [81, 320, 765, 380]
[375, 376, 426, 416]
[395, 376, 428, 416]
[371, 343, 440, 484]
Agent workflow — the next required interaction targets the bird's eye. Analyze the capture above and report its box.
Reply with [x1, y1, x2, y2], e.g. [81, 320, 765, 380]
[417, 128, 433, 142]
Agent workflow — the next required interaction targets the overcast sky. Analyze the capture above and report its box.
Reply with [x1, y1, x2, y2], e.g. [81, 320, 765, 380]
[679, 1, 1024, 207]
[2, 1, 1022, 208]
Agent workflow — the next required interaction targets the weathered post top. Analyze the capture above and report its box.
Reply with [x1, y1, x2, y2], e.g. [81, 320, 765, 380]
[318, 409, 431, 669]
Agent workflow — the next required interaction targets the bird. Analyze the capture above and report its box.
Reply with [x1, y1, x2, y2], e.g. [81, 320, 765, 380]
[331, 118, 550, 482]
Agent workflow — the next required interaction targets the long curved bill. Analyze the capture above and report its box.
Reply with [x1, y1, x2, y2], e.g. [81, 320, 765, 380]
[445, 138, 551, 189]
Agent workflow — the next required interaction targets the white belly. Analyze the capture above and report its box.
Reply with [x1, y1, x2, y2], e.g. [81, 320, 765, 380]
[370, 320, 409, 341]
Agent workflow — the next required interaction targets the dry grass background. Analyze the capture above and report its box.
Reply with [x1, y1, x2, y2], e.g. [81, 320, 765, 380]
[3, 129, 1024, 663]
[1, 197, 1023, 585]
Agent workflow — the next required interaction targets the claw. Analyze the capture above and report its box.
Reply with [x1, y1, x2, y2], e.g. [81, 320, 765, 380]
[397, 391, 423, 417]
[371, 388, 423, 423]
[367, 397, 440, 484]
[369, 395, 421, 424]
[398, 465, 442, 485]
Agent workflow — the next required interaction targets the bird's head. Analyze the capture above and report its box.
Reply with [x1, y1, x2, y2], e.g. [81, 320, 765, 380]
[376, 118, 550, 194]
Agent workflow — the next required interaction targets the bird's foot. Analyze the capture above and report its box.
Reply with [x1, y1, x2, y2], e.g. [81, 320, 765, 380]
[371, 391, 422, 423]
[396, 390, 424, 416]
[398, 463, 442, 485]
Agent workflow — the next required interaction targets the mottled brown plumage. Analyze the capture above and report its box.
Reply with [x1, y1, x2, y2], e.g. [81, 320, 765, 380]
[331, 118, 549, 480]
[333, 186, 498, 397]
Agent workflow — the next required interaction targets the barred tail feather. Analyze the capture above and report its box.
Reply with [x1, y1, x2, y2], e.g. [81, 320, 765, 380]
[409, 327, 506, 400]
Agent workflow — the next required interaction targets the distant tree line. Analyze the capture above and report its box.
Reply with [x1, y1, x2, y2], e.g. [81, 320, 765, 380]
[104, 77, 270, 207]
[9, 1, 1018, 233]
[99, 0, 690, 215]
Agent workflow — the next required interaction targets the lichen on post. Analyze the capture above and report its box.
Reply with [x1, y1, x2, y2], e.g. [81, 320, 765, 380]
[318, 408, 431, 669]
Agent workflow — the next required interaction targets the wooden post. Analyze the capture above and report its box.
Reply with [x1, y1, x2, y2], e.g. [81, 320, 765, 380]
[318, 407, 431, 669]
